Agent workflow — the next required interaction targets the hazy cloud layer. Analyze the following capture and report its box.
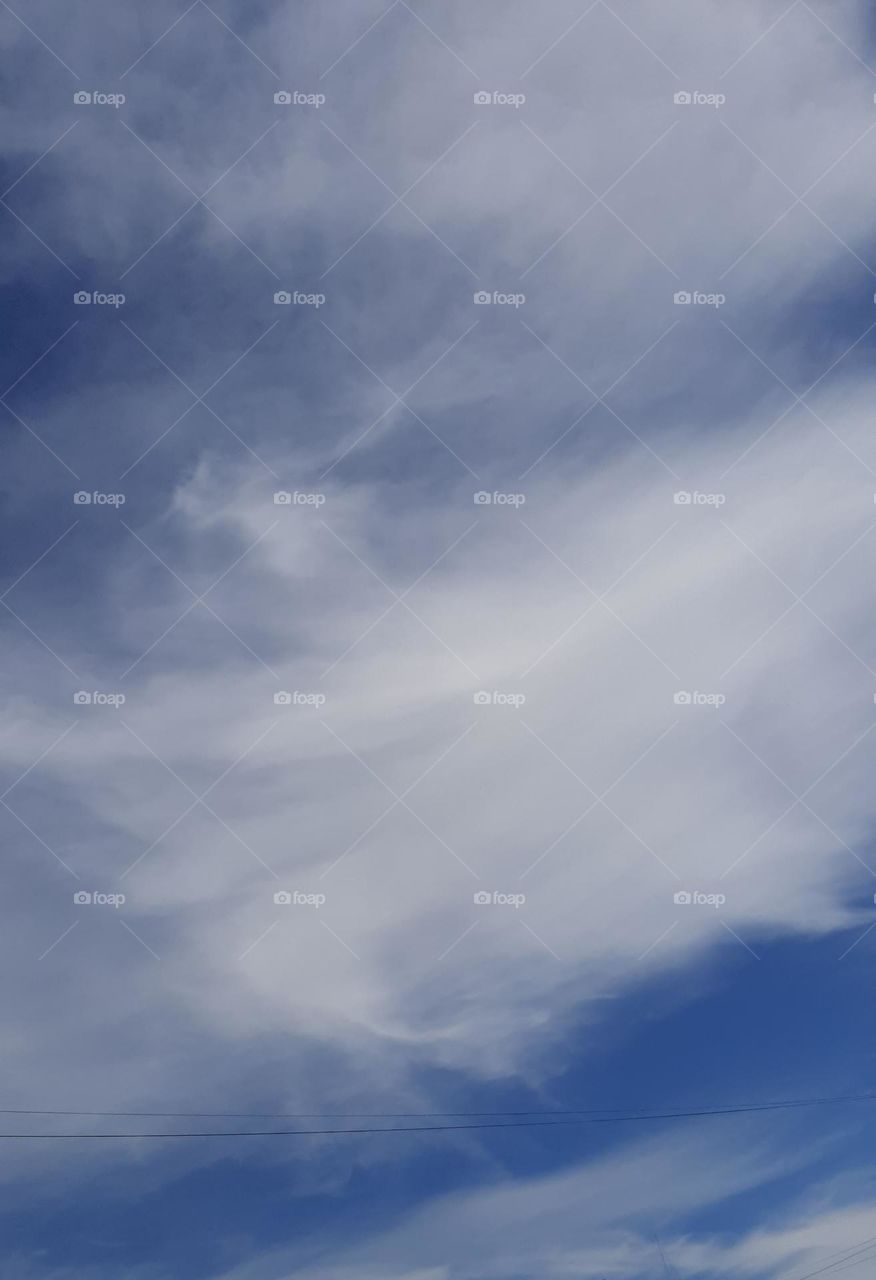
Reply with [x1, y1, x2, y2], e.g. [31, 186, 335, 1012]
[3, 0, 876, 1275]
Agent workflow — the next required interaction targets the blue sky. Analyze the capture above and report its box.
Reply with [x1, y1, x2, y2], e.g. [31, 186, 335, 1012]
[3, 1, 876, 1277]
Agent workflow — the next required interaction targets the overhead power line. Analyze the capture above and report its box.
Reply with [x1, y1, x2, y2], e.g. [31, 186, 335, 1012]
[791, 1233, 876, 1280]
[0, 1091, 874, 1138]
[0, 1089, 872, 1122]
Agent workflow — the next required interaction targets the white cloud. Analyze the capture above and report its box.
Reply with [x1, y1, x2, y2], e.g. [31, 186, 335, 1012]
[3, 0, 876, 1249]
[209, 1118, 850, 1280]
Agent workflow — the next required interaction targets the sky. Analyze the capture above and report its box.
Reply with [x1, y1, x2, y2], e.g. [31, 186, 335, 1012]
[2, 0, 876, 1276]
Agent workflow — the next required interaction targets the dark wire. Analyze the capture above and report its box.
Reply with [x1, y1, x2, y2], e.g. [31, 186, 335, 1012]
[0, 1090, 871, 1121]
[790, 1234, 876, 1280]
[0, 1092, 874, 1137]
